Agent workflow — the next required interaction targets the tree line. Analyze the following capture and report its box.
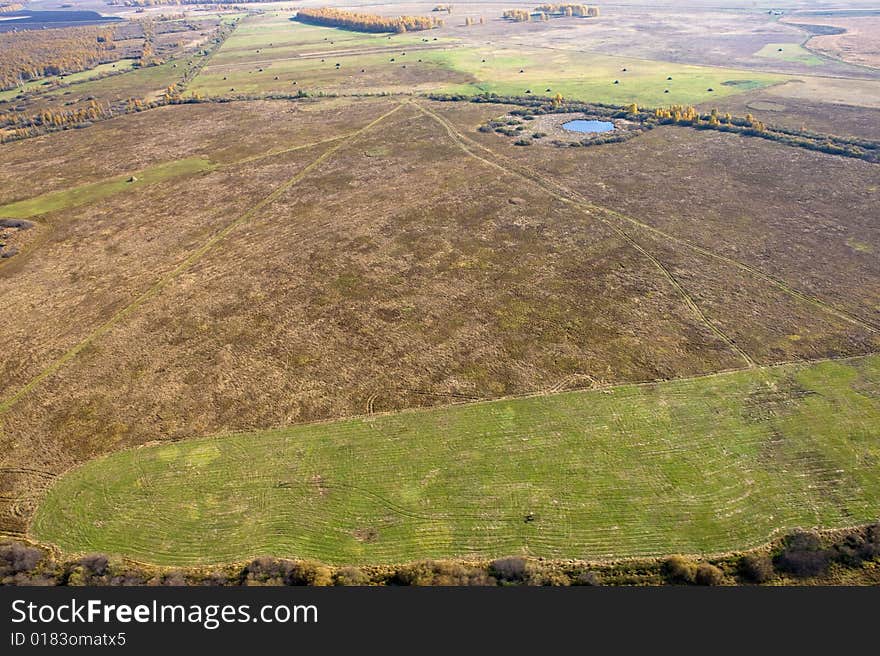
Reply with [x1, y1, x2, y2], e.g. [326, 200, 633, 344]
[504, 5, 598, 21]
[535, 4, 599, 16]
[0, 2, 24, 13]
[294, 8, 444, 33]
[0, 25, 116, 91]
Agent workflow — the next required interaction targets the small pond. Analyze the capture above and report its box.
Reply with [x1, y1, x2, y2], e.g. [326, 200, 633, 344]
[562, 119, 615, 134]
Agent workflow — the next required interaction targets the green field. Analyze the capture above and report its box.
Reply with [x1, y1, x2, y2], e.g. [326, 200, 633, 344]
[429, 48, 784, 106]
[32, 354, 880, 566]
[189, 14, 783, 106]
[755, 43, 825, 67]
[0, 157, 214, 218]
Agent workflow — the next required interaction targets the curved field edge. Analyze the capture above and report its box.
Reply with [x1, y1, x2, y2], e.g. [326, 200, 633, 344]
[31, 354, 880, 566]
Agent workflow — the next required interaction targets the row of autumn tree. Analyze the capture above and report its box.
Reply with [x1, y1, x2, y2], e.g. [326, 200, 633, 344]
[294, 8, 444, 33]
[0, 2, 24, 13]
[504, 5, 599, 21]
[0, 26, 116, 91]
[0, 99, 115, 142]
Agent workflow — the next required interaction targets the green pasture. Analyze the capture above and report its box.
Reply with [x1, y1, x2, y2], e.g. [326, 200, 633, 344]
[428, 48, 785, 106]
[755, 43, 825, 66]
[0, 157, 214, 219]
[32, 355, 880, 566]
[191, 13, 783, 106]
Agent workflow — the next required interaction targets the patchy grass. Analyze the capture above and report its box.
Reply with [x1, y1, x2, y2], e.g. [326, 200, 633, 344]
[31, 354, 880, 566]
[0, 156, 214, 219]
[755, 43, 825, 66]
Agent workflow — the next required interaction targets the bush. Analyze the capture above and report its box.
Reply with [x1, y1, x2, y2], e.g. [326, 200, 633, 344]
[490, 557, 528, 584]
[287, 560, 333, 586]
[694, 563, 725, 586]
[738, 553, 775, 583]
[394, 561, 493, 586]
[76, 554, 109, 578]
[0, 542, 43, 576]
[774, 531, 830, 578]
[832, 524, 880, 566]
[663, 555, 696, 584]
[335, 566, 370, 586]
[524, 563, 570, 586]
[572, 570, 602, 586]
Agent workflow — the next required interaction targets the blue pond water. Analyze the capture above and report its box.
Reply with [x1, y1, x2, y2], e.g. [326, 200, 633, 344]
[562, 119, 615, 134]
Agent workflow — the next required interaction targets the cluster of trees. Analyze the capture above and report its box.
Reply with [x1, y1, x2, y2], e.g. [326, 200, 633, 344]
[502, 9, 532, 22]
[535, 4, 599, 16]
[0, 99, 114, 142]
[3, 524, 879, 585]
[653, 105, 765, 131]
[294, 8, 443, 33]
[503, 5, 598, 21]
[0, 2, 24, 13]
[0, 26, 117, 91]
[463, 16, 485, 26]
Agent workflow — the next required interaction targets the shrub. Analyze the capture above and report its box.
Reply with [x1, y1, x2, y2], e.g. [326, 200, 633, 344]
[738, 553, 775, 583]
[524, 563, 571, 586]
[335, 566, 370, 586]
[572, 570, 602, 586]
[77, 554, 109, 577]
[774, 531, 830, 578]
[490, 557, 528, 584]
[694, 563, 725, 586]
[393, 560, 493, 586]
[287, 561, 334, 586]
[0, 542, 43, 576]
[663, 555, 696, 584]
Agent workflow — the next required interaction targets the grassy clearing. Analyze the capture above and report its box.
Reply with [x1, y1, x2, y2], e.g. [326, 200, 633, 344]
[755, 43, 825, 66]
[32, 354, 880, 566]
[0, 156, 214, 219]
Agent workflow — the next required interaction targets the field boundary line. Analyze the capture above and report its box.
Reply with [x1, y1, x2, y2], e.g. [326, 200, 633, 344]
[413, 100, 756, 367]
[0, 103, 404, 416]
[415, 100, 879, 335]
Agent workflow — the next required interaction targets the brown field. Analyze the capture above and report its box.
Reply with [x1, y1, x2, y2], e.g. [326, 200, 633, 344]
[2, 95, 879, 540]
[784, 15, 880, 69]
[699, 92, 880, 141]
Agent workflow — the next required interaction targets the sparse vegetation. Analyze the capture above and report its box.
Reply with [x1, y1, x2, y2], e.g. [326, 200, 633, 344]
[4, 523, 878, 585]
